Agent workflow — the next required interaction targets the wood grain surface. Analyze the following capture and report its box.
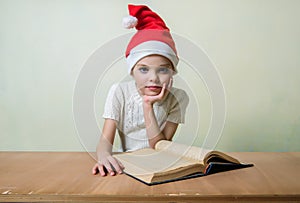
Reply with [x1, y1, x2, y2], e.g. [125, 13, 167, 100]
[0, 152, 299, 202]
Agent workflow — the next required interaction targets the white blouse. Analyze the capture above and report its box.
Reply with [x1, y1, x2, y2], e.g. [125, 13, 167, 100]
[103, 80, 189, 152]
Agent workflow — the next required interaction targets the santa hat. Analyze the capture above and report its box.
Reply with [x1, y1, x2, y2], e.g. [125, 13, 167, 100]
[122, 4, 179, 74]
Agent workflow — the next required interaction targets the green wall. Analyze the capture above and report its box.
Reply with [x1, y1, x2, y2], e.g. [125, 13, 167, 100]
[1, 0, 299, 152]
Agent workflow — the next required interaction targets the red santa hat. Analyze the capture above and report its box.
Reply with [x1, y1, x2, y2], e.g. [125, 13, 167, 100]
[122, 4, 179, 74]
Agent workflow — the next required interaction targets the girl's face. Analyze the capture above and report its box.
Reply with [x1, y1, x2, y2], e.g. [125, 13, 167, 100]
[132, 55, 174, 96]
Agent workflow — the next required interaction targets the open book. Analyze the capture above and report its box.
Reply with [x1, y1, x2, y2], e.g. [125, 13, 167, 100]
[114, 140, 253, 185]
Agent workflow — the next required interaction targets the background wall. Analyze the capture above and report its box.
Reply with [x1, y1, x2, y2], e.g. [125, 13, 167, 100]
[0, 0, 299, 152]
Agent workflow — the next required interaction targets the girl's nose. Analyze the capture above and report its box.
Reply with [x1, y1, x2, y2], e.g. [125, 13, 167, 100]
[149, 71, 159, 83]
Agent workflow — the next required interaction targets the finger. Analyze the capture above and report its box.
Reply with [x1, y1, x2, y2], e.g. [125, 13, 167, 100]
[92, 164, 99, 175]
[98, 164, 108, 177]
[159, 83, 166, 98]
[168, 77, 173, 90]
[102, 160, 115, 176]
[152, 83, 166, 101]
[107, 156, 123, 174]
[117, 159, 125, 170]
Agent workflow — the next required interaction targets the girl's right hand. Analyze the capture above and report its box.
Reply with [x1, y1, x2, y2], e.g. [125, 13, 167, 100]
[92, 152, 124, 176]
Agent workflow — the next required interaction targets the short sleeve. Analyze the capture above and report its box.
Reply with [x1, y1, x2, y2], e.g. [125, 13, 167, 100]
[102, 83, 123, 122]
[167, 88, 189, 124]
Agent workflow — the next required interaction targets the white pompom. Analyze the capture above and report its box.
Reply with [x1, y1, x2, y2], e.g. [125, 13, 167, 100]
[122, 16, 138, 29]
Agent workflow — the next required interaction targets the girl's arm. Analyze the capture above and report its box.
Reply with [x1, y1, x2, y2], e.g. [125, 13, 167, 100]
[92, 119, 124, 176]
[144, 104, 178, 148]
[143, 83, 178, 148]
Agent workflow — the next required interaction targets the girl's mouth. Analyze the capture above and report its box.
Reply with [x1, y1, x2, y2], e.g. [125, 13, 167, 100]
[145, 86, 162, 91]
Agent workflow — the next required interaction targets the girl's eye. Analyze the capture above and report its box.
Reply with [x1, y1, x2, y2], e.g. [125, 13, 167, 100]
[158, 67, 170, 74]
[139, 67, 149, 73]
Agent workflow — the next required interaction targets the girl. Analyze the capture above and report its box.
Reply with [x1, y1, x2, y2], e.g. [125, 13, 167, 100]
[92, 4, 189, 176]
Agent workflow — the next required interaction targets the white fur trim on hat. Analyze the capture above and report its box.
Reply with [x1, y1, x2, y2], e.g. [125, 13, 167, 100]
[126, 41, 179, 74]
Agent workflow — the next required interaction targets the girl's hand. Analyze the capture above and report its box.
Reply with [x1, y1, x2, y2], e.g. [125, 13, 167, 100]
[92, 152, 124, 176]
[143, 78, 173, 106]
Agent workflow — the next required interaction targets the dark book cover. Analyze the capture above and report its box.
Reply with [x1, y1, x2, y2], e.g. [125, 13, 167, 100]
[125, 162, 254, 186]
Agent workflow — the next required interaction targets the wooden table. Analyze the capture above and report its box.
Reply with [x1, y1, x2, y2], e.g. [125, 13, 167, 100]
[0, 152, 299, 202]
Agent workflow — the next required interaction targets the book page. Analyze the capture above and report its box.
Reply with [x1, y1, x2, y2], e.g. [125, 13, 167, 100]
[155, 140, 211, 161]
[114, 148, 200, 176]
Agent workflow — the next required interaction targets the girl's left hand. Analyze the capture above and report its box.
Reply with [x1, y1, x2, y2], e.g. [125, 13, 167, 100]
[143, 78, 173, 106]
